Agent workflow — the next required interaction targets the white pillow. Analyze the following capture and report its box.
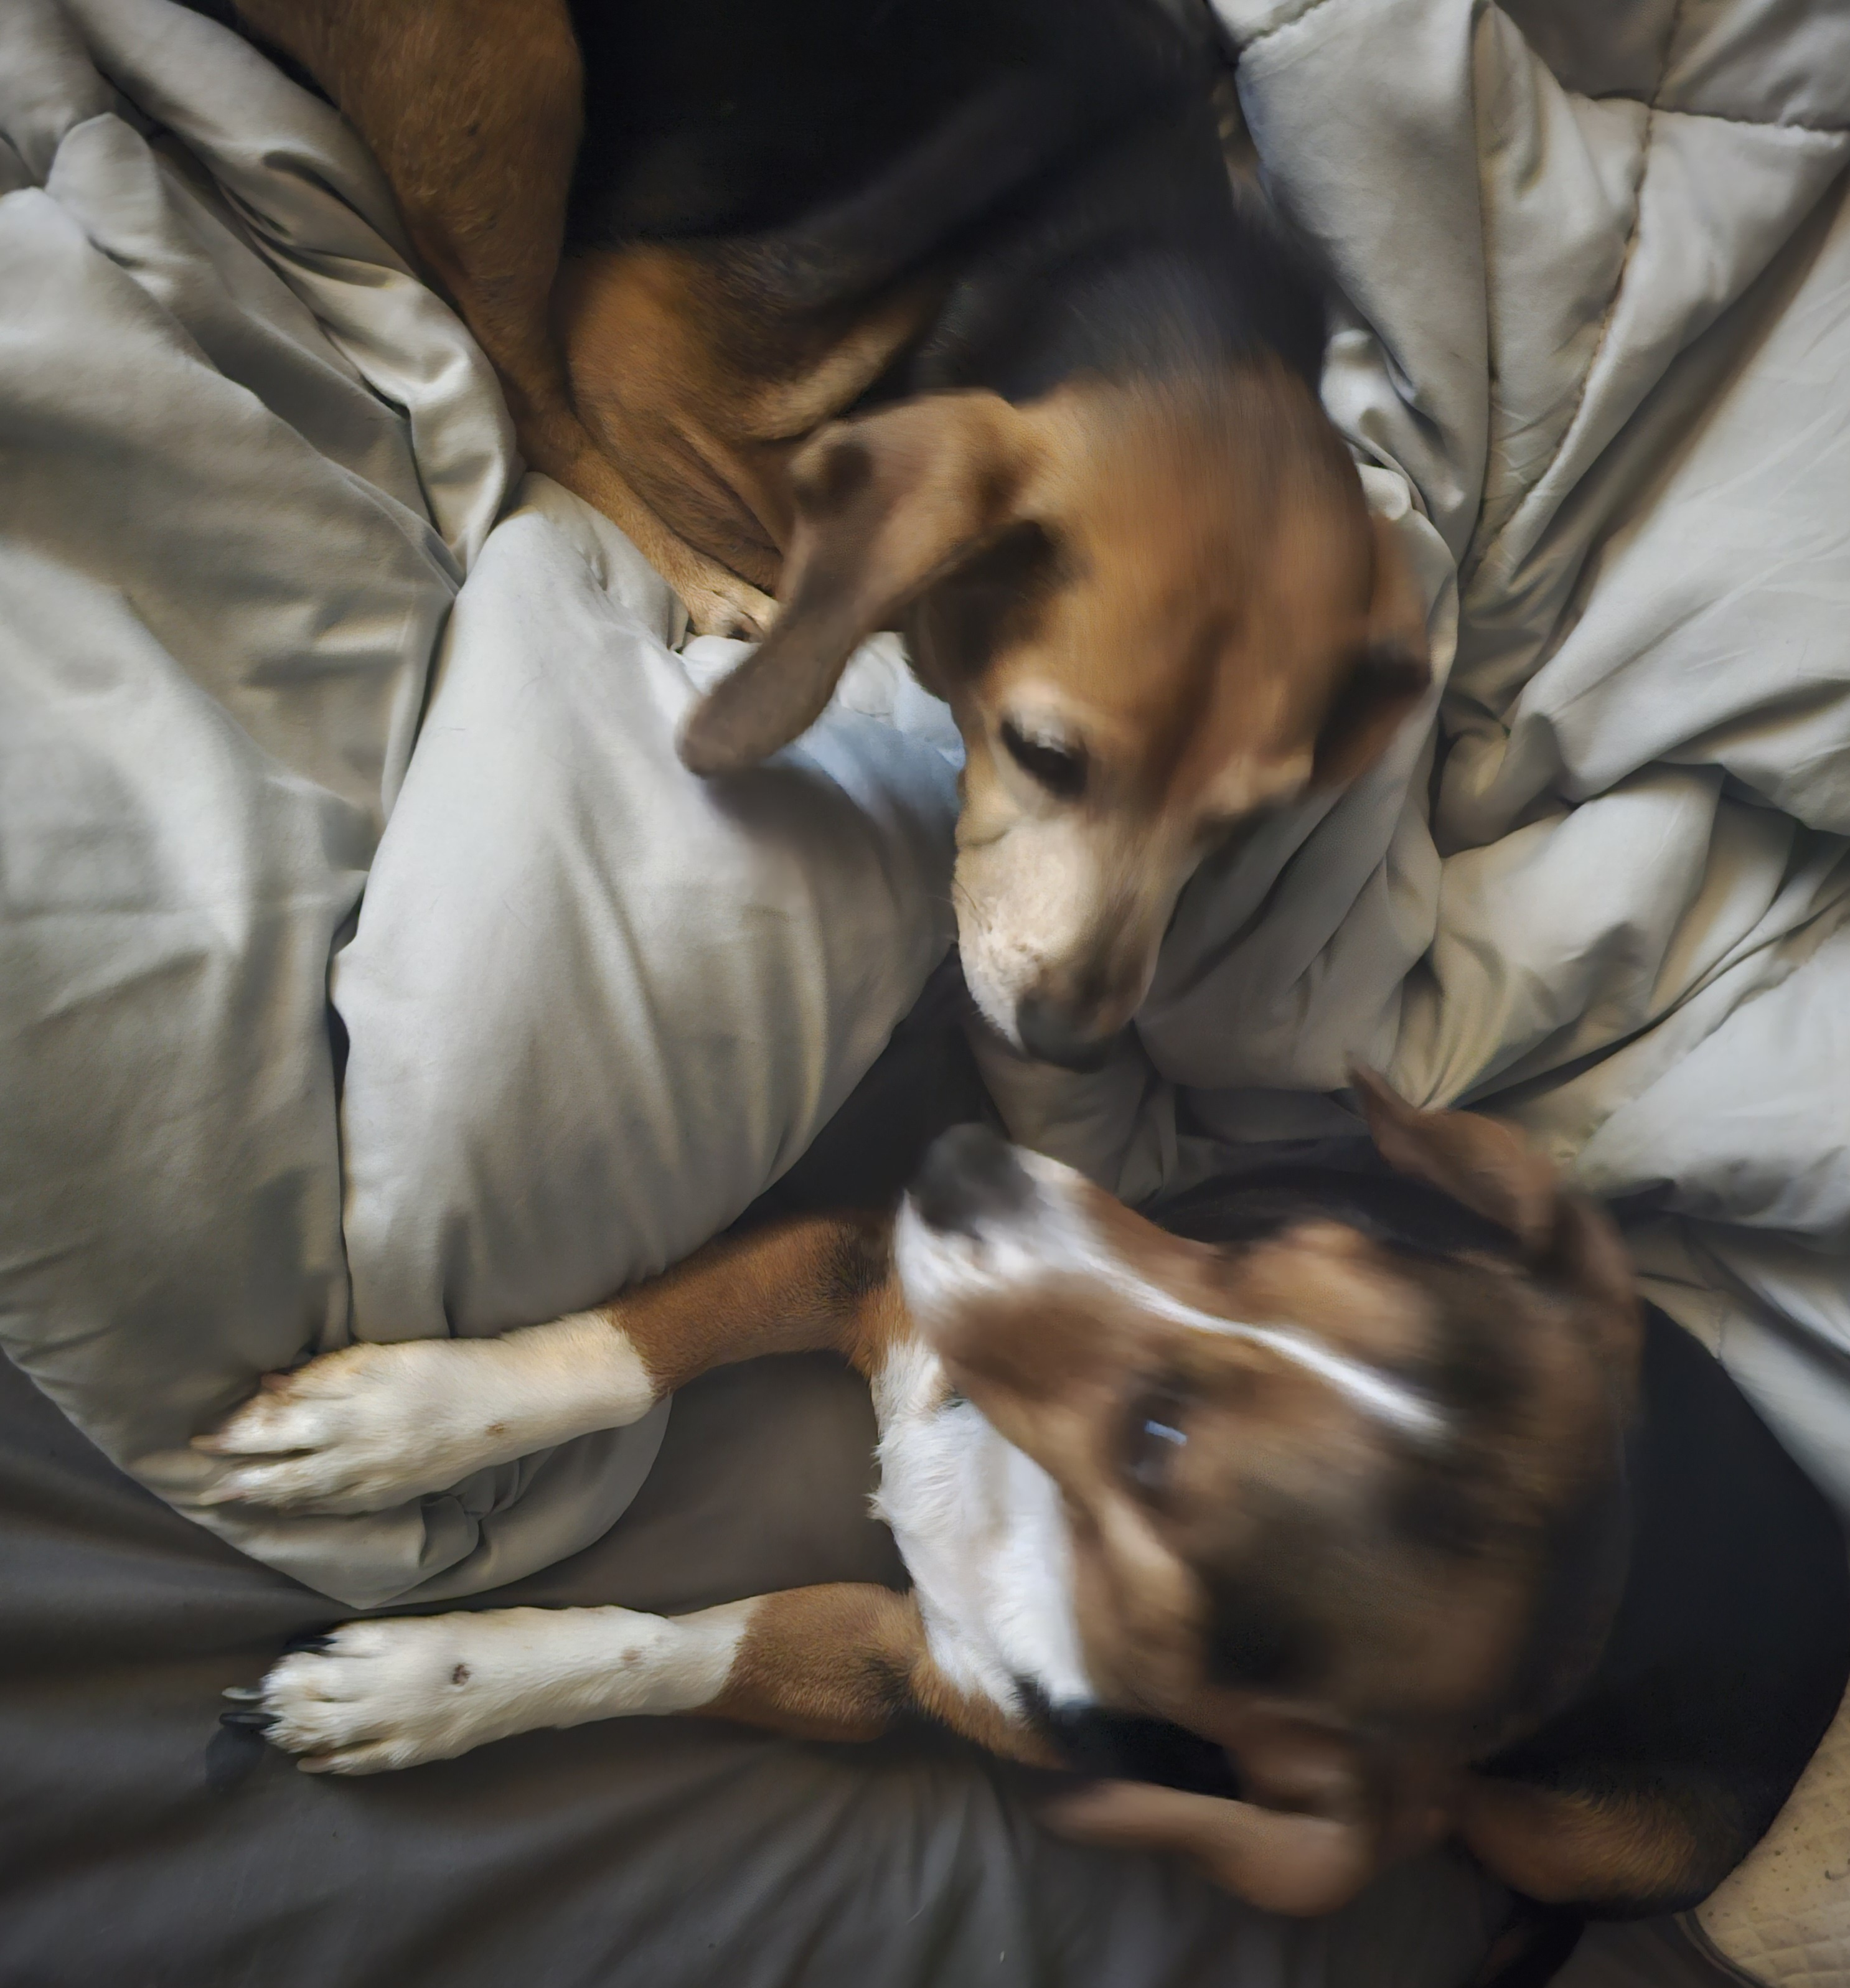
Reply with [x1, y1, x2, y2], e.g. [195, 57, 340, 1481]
[299, 479, 959, 1606]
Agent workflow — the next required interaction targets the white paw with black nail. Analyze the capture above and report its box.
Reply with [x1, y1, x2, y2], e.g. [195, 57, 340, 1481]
[229, 1617, 548, 1774]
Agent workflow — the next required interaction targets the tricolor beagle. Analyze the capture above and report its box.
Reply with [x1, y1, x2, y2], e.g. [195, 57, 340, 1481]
[222, 0, 1430, 1065]
[205, 1074, 1848, 1921]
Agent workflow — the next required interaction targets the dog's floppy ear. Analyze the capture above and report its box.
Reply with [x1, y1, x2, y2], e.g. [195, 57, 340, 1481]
[1350, 1066, 1640, 1386]
[1312, 513, 1430, 789]
[1350, 1066, 1556, 1255]
[678, 391, 1038, 776]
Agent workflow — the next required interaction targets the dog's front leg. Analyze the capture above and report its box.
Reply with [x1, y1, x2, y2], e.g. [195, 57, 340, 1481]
[195, 1214, 896, 1513]
[246, 1582, 1044, 1775]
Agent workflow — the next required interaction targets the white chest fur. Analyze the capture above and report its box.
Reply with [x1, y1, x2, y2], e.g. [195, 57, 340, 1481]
[869, 1339, 1094, 1718]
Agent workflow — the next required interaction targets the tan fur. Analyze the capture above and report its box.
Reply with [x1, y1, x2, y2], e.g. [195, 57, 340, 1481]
[588, 1211, 901, 1396]
[1458, 1778, 1706, 1913]
[235, 0, 772, 634]
[706, 1583, 1059, 1764]
[555, 245, 941, 594]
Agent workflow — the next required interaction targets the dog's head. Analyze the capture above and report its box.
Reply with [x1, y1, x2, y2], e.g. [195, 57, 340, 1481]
[679, 370, 1429, 1067]
[891, 1074, 1640, 1888]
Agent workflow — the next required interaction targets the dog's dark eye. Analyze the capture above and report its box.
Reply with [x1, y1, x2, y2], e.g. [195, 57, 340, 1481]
[999, 720, 1087, 800]
[1125, 1387, 1190, 1500]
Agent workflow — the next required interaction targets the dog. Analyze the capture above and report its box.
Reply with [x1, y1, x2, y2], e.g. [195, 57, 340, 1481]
[203, 1072, 1849, 1921]
[222, 0, 1432, 1066]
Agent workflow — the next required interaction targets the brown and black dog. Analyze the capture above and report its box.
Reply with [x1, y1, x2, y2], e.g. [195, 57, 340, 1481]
[220, 0, 1431, 1065]
[205, 1074, 1848, 1923]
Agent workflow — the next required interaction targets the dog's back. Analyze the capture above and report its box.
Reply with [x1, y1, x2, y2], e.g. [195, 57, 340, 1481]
[566, 0, 1207, 246]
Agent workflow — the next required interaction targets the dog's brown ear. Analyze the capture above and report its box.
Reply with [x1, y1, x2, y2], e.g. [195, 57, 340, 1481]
[1312, 513, 1430, 789]
[1350, 1066, 1640, 1385]
[678, 392, 1036, 776]
[1350, 1066, 1557, 1255]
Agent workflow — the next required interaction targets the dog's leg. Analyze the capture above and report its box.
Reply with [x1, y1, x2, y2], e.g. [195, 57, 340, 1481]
[247, 1582, 1047, 1774]
[196, 1214, 896, 1512]
[233, 0, 772, 635]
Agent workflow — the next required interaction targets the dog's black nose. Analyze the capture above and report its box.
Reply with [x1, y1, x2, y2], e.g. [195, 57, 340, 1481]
[1015, 995, 1119, 1072]
[909, 1125, 1033, 1237]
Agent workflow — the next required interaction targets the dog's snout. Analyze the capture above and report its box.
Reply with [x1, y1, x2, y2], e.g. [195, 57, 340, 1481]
[909, 1125, 1033, 1237]
[1015, 995, 1120, 1072]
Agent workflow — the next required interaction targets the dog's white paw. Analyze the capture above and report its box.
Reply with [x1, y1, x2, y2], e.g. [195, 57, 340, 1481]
[193, 1340, 517, 1514]
[240, 1616, 542, 1773]
[232, 1605, 738, 1773]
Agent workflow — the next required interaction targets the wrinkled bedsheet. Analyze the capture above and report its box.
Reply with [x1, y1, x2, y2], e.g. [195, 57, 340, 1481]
[0, 0, 959, 1610]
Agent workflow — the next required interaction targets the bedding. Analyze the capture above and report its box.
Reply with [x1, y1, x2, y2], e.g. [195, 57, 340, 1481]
[2, 0, 1847, 1981]
[0, 0, 957, 1611]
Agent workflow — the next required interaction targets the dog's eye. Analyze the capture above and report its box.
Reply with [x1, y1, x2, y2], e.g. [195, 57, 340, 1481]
[1125, 1388, 1190, 1499]
[999, 719, 1087, 800]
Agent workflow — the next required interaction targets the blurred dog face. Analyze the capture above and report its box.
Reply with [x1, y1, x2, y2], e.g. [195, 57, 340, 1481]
[914, 376, 1428, 1066]
[680, 369, 1430, 1068]
[891, 1079, 1641, 1778]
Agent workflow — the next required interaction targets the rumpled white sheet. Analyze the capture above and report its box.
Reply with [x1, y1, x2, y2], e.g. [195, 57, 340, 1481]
[0, 0, 957, 1610]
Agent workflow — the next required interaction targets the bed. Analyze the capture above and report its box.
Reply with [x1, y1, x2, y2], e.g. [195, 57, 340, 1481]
[2, 0, 1846, 1981]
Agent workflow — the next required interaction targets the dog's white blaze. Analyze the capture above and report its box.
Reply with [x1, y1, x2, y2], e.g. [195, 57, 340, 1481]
[871, 1339, 1094, 1712]
[1095, 1285, 1444, 1442]
[893, 1152, 1444, 1445]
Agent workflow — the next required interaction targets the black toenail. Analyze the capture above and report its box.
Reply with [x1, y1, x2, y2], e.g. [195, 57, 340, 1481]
[282, 1633, 334, 1653]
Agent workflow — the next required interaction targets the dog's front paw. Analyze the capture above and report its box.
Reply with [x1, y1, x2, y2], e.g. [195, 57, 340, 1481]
[228, 1605, 700, 1773]
[193, 1340, 515, 1514]
[682, 568, 777, 641]
[232, 1617, 527, 1773]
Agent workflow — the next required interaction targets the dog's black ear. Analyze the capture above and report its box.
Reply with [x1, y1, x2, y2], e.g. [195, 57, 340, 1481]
[678, 392, 1037, 776]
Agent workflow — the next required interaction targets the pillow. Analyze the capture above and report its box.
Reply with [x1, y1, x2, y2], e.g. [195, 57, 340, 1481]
[1, 0, 960, 1609]
[291, 480, 960, 1606]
